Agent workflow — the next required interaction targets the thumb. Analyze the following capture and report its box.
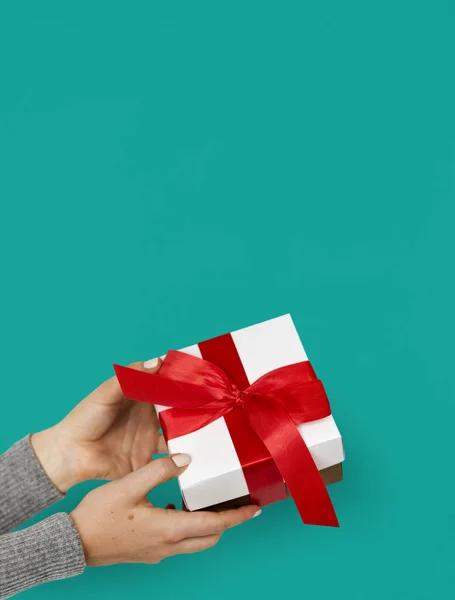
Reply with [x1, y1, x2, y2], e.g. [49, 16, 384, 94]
[128, 358, 163, 375]
[120, 454, 191, 503]
[87, 358, 163, 408]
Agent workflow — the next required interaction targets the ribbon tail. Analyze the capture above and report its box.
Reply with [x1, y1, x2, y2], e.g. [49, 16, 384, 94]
[245, 395, 339, 527]
[224, 410, 288, 507]
[113, 364, 228, 409]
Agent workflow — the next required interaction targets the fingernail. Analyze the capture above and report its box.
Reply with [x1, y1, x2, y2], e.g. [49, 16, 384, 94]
[143, 358, 159, 369]
[253, 510, 262, 518]
[172, 454, 191, 467]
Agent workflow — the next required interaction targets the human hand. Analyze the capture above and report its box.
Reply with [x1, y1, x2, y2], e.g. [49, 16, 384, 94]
[31, 359, 166, 492]
[70, 454, 260, 565]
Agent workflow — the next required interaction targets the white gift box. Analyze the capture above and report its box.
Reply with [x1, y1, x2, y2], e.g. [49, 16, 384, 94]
[156, 314, 344, 511]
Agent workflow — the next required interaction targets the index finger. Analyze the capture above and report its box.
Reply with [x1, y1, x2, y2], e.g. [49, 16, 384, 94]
[176, 504, 261, 538]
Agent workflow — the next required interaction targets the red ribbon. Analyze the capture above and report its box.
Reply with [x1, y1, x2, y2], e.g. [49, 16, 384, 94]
[114, 337, 339, 527]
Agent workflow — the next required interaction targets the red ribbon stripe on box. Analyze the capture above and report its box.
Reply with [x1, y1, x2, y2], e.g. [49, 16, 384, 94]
[114, 333, 339, 527]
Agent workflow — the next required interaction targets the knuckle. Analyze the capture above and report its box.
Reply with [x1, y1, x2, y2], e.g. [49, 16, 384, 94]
[207, 535, 221, 548]
[161, 524, 182, 545]
[164, 532, 180, 544]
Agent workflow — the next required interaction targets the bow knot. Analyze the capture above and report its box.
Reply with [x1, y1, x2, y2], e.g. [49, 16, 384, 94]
[231, 384, 245, 407]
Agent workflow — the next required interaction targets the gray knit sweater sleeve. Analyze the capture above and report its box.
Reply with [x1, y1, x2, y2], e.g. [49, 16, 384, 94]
[0, 514, 86, 599]
[0, 437, 86, 598]
[0, 437, 64, 535]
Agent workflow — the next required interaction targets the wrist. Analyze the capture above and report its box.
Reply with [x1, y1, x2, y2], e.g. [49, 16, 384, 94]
[70, 503, 120, 567]
[31, 426, 84, 493]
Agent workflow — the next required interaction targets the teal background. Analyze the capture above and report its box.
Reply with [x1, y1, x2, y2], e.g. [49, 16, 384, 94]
[1, 1, 454, 599]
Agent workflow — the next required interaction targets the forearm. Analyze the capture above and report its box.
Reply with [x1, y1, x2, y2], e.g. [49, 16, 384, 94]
[0, 513, 85, 599]
[0, 437, 63, 534]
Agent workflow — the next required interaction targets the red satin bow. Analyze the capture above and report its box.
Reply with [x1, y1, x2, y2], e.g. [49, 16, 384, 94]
[114, 350, 339, 527]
